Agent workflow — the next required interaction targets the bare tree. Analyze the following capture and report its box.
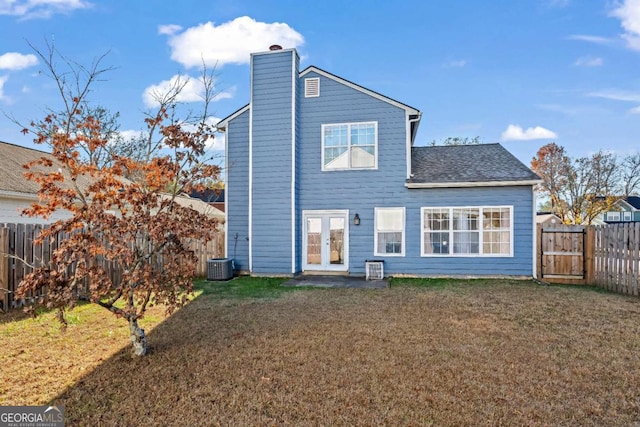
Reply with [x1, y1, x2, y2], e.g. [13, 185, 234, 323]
[532, 143, 620, 224]
[620, 153, 640, 196]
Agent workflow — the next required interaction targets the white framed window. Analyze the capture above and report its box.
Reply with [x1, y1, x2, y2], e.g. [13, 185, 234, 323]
[375, 207, 405, 256]
[607, 212, 621, 221]
[322, 121, 377, 170]
[305, 78, 320, 97]
[623, 212, 632, 221]
[421, 206, 513, 257]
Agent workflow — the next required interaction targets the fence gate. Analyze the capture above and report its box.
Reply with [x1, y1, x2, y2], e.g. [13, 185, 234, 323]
[539, 225, 587, 284]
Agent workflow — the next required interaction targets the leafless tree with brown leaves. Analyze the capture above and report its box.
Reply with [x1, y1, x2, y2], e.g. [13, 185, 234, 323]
[15, 41, 221, 356]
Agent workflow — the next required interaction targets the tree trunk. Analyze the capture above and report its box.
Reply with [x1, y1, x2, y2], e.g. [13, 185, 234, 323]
[128, 317, 147, 356]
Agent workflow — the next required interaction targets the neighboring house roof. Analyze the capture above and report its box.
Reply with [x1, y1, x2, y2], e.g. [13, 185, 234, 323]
[189, 189, 225, 204]
[536, 213, 562, 225]
[624, 196, 640, 210]
[0, 140, 225, 221]
[173, 194, 225, 222]
[407, 143, 541, 188]
[0, 140, 55, 197]
[0, 140, 95, 200]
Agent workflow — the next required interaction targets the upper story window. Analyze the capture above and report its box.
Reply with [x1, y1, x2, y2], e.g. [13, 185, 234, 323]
[305, 78, 320, 97]
[321, 121, 378, 171]
[421, 206, 513, 257]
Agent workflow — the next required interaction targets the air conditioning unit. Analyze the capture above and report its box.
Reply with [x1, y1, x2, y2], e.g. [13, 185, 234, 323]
[207, 258, 234, 280]
[365, 260, 384, 281]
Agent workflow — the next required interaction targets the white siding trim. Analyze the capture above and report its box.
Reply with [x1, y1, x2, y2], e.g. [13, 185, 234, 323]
[291, 53, 297, 274]
[216, 105, 249, 130]
[405, 112, 411, 180]
[248, 57, 254, 272]
[406, 180, 541, 189]
[300, 67, 420, 115]
[532, 187, 537, 279]
[420, 206, 514, 258]
[224, 124, 229, 260]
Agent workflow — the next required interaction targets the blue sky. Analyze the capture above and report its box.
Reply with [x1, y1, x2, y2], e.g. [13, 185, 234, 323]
[1, 0, 639, 166]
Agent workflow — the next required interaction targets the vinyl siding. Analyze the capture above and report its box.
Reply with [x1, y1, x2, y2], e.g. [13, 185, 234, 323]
[226, 110, 250, 271]
[297, 71, 534, 276]
[250, 50, 296, 274]
[0, 196, 72, 224]
[225, 55, 535, 277]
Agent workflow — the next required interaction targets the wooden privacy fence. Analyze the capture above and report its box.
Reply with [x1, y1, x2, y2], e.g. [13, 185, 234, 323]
[592, 222, 640, 296]
[538, 223, 640, 296]
[0, 223, 224, 312]
[537, 225, 594, 285]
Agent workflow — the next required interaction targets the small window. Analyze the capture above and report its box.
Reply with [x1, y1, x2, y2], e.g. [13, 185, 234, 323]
[322, 122, 377, 170]
[305, 78, 320, 97]
[623, 212, 632, 221]
[608, 212, 621, 221]
[375, 207, 405, 256]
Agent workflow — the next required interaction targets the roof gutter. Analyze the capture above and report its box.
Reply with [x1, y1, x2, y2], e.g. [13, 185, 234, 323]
[409, 112, 422, 144]
[0, 189, 39, 201]
[405, 179, 542, 189]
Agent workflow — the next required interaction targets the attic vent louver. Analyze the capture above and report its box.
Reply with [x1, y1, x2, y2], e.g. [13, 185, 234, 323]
[305, 77, 320, 98]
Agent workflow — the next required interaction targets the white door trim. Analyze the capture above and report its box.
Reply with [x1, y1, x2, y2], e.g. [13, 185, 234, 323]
[302, 210, 349, 272]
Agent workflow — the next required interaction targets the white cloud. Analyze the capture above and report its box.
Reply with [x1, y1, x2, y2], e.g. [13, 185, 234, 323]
[611, 0, 640, 51]
[0, 75, 10, 103]
[205, 117, 225, 151]
[0, 52, 37, 70]
[116, 129, 144, 142]
[442, 59, 467, 68]
[588, 89, 640, 102]
[142, 74, 235, 108]
[574, 55, 603, 67]
[163, 16, 304, 68]
[0, 0, 92, 19]
[501, 124, 558, 141]
[567, 34, 615, 45]
[629, 106, 640, 114]
[158, 24, 182, 36]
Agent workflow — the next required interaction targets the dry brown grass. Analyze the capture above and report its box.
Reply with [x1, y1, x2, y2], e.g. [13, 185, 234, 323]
[3, 279, 640, 426]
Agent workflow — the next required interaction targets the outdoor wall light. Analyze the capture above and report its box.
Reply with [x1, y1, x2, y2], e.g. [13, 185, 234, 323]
[353, 213, 360, 226]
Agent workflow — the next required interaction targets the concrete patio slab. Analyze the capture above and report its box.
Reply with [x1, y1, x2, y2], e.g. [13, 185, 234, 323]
[283, 275, 389, 289]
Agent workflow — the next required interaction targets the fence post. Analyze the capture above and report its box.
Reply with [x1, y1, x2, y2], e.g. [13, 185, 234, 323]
[584, 226, 595, 285]
[0, 228, 9, 312]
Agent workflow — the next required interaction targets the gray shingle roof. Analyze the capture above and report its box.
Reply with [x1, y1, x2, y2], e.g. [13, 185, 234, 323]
[409, 143, 540, 185]
[0, 140, 57, 195]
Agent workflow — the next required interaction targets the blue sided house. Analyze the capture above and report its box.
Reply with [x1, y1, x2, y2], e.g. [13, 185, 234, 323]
[217, 46, 541, 278]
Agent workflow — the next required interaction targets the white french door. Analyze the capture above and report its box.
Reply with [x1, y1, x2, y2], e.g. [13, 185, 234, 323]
[302, 210, 349, 272]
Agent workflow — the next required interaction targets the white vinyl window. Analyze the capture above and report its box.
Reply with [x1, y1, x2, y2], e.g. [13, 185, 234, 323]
[421, 206, 513, 257]
[322, 122, 377, 170]
[607, 212, 621, 221]
[375, 207, 405, 256]
[305, 78, 320, 97]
